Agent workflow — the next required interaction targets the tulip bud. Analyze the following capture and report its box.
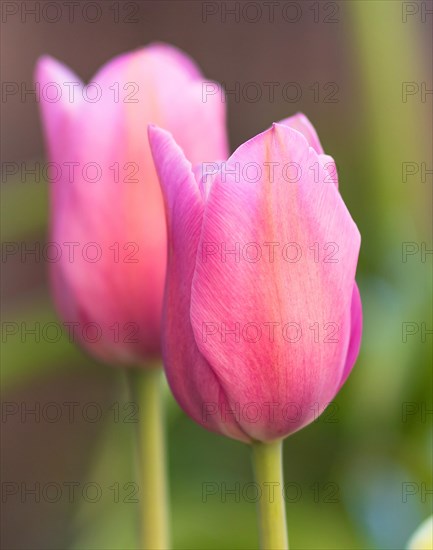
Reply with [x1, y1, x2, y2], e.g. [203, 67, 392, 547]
[149, 113, 362, 441]
[407, 516, 433, 550]
[36, 43, 228, 366]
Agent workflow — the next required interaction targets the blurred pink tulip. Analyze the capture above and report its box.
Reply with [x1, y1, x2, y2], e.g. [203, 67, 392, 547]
[36, 43, 228, 365]
[149, 114, 362, 442]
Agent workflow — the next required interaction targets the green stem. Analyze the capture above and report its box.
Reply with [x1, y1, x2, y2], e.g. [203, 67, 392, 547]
[127, 366, 170, 550]
[251, 439, 288, 550]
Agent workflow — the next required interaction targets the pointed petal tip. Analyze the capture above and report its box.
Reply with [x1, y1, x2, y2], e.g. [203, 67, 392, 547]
[147, 124, 175, 155]
[147, 122, 157, 135]
[34, 55, 82, 92]
[34, 54, 59, 81]
[93, 42, 202, 84]
[276, 113, 324, 154]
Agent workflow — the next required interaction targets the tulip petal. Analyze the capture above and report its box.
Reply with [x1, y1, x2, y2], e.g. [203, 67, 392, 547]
[278, 113, 324, 154]
[90, 44, 229, 166]
[338, 282, 362, 389]
[278, 113, 339, 188]
[320, 154, 339, 188]
[149, 126, 249, 442]
[190, 123, 360, 440]
[35, 56, 83, 213]
[37, 44, 228, 364]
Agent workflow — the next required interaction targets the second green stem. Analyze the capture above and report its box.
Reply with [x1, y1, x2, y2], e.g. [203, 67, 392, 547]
[127, 366, 170, 550]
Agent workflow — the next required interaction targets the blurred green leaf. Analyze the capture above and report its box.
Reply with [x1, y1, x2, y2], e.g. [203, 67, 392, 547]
[1, 175, 48, 241]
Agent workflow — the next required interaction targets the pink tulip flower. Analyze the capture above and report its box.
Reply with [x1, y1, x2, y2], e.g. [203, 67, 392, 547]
[36, 43, 228, 365]
[149, 114, 362, 442]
